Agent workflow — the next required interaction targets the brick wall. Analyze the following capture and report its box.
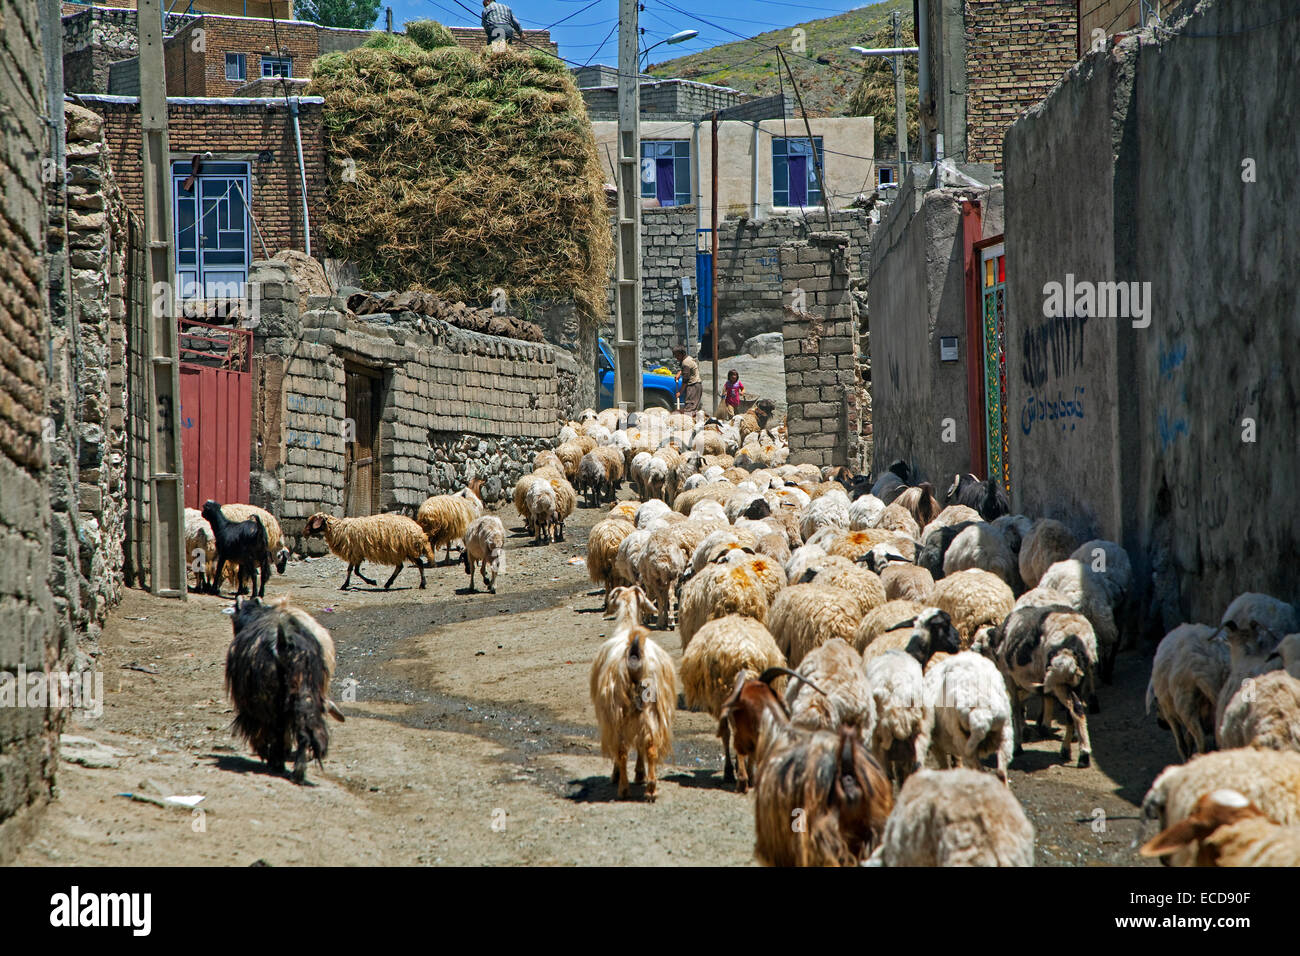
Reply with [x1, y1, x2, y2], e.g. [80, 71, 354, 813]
[963, 0, 1078, 169]
[781, 233, 864, 469]
[168, 16, 318, 97]
[246, 263, 568, 549]
[0, 0, 57, 860]
[62, 8, 195, 94]
[448, 26, 558, 56]
[88, 96, 325, 259]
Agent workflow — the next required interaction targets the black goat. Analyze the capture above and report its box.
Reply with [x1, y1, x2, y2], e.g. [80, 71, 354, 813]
[201, 499, 271, 598]
[870, 459, 912, 505]
[947, 473, 1011, 521]
[916, 520, 977, 580]
[225, 596, 344, 783]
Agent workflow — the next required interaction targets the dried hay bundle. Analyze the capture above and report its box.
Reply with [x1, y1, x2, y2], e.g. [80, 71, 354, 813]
[309, 44, 612, 321]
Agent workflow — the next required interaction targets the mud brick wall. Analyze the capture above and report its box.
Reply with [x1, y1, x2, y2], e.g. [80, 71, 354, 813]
[88, 96, 325, 259]
[781, 232, 863, 469]
[964, 0, 1077, 169]
[0, 0, 57, 861]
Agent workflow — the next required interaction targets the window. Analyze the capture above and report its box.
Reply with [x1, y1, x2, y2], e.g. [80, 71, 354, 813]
[172, 160, 251, 299]
[261, 55, 292, 78]
[640, 140, 691, 207]
[772, 136, 823, 208]
[225, 53, 246, 82]
[878, 166, 895, 187]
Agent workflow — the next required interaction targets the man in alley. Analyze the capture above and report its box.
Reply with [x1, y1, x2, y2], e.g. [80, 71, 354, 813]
[673, 345, 702, 414]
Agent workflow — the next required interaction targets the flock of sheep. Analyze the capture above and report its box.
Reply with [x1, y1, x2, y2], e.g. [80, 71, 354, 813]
[178, 397, 1300, 866]
[563, 404, 1300, 867]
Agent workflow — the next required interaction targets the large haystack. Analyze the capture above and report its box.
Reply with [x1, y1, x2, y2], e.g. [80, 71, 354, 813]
[308, 44, 612, 332]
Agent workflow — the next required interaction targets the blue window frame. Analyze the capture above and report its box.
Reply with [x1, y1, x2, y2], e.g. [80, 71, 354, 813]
[772, 136, 824, 208]
[261, 55, 292, 78]
[640, 140, 691, 207]
[225, 53, 246, 82]
[172, 160, 251, 299]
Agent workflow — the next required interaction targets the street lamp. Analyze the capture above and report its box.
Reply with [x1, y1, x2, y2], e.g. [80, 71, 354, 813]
[639, 29, 698, 70]
[850, 11, 918, 183]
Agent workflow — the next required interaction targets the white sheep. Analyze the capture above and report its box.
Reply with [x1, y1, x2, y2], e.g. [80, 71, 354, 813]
[847, 494, 886, 530]
[923, 651, 1015, 784]
[987, 604, 1098, 767]
[865, 650, 931, 785]
[784, 638, 875, 742]
[461, 515, 505, 592]
[798, 488, 850, 542]
[304, 512, 436, 590]
[942, 522, 1021, 591]
[526, 479, 561, 544]
[1140, 749, 1300, 866]
[867, 768, 1035, 866]
[679, 617, 785, 793]
[1218, 670, 1300, 753]
[766, 584, 862, 669]
[1140, 789, 1300, 867]
[635, 498, 673, 528]
[1146, 623, 1230, 760]
[688, 499, 728, 523]
[1017, 518, 1077, 590]
[927, 569, 1016, 649]
[1215, 593, 1300, 733]
[1036, 558, 1119, 682]
[678, 552, 785, 649]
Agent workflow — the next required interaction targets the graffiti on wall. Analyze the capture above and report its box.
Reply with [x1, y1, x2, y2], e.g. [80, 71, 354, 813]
[1021, 313, 1088, 390]
[1020, 385, 1086, 434]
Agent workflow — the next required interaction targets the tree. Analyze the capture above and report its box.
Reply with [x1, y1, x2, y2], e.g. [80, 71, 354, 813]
[846, 21, 919, 159]
[295, 0, 382, 30]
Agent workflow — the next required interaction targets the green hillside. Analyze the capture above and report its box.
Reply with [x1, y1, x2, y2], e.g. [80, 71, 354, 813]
[647, 0, 918, 153]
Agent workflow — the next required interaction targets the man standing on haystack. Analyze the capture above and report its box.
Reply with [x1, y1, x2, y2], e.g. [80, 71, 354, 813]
[482, 0, 524, 51]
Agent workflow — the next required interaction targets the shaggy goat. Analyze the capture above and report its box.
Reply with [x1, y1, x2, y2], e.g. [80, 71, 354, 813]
[589, 622, 677, 800]
[225, 596, 344, 783]
[304, 512, 435, 590]
[725, 675, 893, 865]
[865, 651, 930, 785]
[415, 485, 483, 562]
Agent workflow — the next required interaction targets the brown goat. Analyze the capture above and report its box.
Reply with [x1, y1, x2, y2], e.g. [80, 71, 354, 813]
[725, 672, 893, 865]
[1141, 789, 1300, 866]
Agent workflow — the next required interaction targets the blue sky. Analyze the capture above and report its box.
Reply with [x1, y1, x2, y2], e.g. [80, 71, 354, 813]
[377, 0, 883, 70]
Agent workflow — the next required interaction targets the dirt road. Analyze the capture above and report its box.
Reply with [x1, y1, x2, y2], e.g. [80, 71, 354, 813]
[16, 494, 1174, 866]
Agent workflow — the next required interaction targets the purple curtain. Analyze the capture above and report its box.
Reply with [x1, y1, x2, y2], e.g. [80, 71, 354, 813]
[788, 156, 807, 206]
[656, 158, 675, 206]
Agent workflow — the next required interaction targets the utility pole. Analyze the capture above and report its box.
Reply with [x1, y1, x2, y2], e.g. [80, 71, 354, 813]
[710, 111, 719, 402]
[776, 48, 832, 232]
[892, 10, 908, 179]
[613, 0, 643, 409]
[138, 0, 186, 599]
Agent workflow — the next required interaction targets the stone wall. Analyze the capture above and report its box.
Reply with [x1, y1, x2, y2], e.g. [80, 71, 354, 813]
[42, 103, 131, 667]
[0, 0, 57, 860]
[61, 7, 193, 94]
[247, 263, 568, 551]
[780, 233, 864, 469]
[1001, 0, 1300, 628]
[605, 207, 874, 367]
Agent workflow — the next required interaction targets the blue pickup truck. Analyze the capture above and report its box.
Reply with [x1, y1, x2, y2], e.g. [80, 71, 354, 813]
[597, 338, 680, 411]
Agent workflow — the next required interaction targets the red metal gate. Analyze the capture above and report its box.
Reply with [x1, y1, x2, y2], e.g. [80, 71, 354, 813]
[179, 318, 252, 509]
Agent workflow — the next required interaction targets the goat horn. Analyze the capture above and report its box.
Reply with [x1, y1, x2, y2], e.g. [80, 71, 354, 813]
[758, 666, 831, 700]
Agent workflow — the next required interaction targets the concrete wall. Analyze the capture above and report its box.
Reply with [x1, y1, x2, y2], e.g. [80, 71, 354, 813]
[591, 116, 875, 221]
[781, 233, 865, 469]
[0, 0, 58, 860]
[1002, 0, 1300, 628]
[869, 173, 1003, 488]
[582, 79, 743, 123]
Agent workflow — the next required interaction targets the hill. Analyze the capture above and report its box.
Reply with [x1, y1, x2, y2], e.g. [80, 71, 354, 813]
[647, 0, 918, 153]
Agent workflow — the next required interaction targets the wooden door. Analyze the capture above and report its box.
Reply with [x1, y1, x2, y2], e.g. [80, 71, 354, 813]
[344, 367, 382, 516]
